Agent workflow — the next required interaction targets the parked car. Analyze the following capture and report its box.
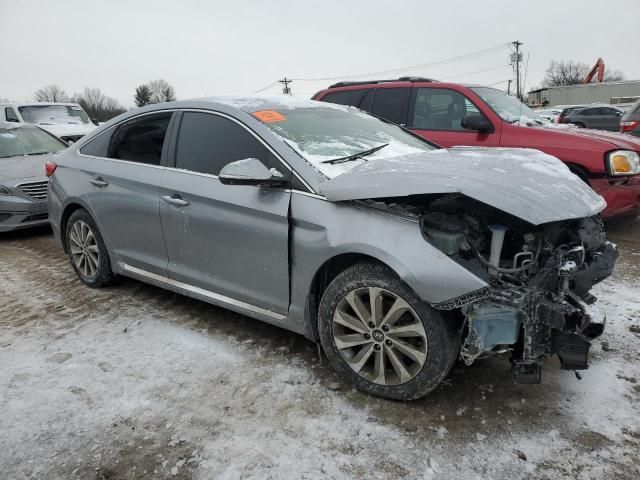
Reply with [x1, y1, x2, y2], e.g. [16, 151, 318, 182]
[562, 105, 625, 131]
[48, 97, 616, 400]
[556, 105, 586, 124]
[534, 108, 562, 123]
[1, 102, 97, 144]
[0, 122, 67, 232]
[620, 98, 640, 137]
[313, 79, 640, 220]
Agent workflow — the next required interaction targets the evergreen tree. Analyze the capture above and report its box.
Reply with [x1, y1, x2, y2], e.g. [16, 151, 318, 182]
[134, 84, 152, 107]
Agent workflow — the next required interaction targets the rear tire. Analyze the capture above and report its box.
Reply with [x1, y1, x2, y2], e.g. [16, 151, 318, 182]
[66, 209, 116, 288]
[318, 261, 458, 400]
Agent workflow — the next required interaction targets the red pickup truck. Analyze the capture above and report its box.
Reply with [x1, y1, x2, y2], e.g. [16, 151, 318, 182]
[313, 78, 640, 220]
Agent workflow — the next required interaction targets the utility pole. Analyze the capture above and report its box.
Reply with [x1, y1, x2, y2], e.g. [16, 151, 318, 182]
[511, 41, 523, 99]
[279, 77, 292, 95]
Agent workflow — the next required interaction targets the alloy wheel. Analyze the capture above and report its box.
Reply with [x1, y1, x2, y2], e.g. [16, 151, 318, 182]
[69, 220, 100, 278]
[332, 287, 428, 386]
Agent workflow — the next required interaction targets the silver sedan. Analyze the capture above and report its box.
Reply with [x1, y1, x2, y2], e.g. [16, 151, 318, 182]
[47, 97, 616, 400]
[0, 122, 67, 232]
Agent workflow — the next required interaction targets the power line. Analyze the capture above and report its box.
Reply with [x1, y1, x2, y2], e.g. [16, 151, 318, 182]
[253, 80, 280, 94]
[290, 44, 510, 82]
[446, 64, 511, 80]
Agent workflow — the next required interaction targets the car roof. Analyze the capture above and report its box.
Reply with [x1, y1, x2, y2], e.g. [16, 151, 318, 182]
[169, 95, 350, 114]
[6, 102, 83, 108]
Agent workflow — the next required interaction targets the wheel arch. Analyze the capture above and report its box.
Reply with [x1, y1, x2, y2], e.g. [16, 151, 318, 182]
[60, 201, 89, 253]
[566, 162, 591, 183]
[302, 252, 406, 342]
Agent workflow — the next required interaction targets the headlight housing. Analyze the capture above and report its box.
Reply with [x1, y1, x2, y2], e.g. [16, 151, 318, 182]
[607, 150, 640, 176]
[0, 186, 12, 196]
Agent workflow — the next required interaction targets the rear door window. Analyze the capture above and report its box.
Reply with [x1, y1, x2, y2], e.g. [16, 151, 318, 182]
[174, 112, 282, 177]
[108, 113, 172, 165]
[370, 88, 410, 124]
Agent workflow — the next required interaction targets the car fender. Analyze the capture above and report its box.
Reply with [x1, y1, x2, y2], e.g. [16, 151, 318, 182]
[288, 193, 489, 338]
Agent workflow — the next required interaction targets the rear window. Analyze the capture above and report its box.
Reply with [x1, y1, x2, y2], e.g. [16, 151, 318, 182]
[18, 105, 91, 125]
[631, 99, 640, 114]
[321, 89, 367, 107]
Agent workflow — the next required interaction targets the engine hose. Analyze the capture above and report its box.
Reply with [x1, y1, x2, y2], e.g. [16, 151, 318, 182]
[471, 237, 541, 274]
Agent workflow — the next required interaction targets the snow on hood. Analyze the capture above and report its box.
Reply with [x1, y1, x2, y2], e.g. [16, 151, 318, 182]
[0, 154, 51, 184]
[36, 123, 96, 139]
[320, 147, 606, 225]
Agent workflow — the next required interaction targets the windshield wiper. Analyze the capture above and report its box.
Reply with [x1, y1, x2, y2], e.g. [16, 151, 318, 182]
[321, 143, 389, 164]
[22, 151, 56, 156]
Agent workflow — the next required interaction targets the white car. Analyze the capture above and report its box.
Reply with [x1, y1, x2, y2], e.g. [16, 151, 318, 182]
[0, 102, 97, 143]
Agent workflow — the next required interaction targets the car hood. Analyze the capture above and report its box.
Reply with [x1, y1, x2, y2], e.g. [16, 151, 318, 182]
[319, 147, 606, 225]
[0, 154, 51, 184]
[35, 123, 96, 139]
[537, 123, 640, 150]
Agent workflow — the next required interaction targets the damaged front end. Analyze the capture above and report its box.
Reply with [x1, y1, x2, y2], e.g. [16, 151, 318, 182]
[420, 195, 618, 384]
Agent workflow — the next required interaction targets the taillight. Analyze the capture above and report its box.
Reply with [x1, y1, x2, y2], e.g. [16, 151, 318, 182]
[557, 116, 564, 124]
[620, 121, 640, 132]
[45, 161, 57, 177]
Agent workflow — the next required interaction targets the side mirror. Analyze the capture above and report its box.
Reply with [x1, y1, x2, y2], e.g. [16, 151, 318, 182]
[219, 158, 286, 186]
[461, 114, 494, 133]
[92, 118, 100, 126]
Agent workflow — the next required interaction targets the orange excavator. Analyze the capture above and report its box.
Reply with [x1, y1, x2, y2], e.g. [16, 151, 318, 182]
[583, 58, 605, 83]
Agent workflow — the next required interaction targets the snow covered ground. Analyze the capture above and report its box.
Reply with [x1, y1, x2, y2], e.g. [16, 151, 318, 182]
[0, 224, 639, 480]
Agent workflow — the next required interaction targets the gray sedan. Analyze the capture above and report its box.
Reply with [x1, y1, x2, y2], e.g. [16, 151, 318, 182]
[47, 97, 616, 400]
[564, 105, 625, 131]
[0, 122, 67, 232]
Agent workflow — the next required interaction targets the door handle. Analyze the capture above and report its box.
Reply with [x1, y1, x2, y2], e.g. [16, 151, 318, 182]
[162, 194, 190, 207]
[89, 177, 109, 187]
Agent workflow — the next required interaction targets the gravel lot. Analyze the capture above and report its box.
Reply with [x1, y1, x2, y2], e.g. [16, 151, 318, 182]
[1, 220, 639, 480]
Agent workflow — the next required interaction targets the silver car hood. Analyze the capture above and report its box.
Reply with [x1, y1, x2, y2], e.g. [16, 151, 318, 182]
[319, 147, 606, 225]
[0, 154, 51, 184]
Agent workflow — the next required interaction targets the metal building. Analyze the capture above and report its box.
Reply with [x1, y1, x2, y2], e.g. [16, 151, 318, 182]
[528, 80, 640, 108]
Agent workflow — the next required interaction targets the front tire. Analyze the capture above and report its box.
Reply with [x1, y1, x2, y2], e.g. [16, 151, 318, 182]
[66, 209, 115, 288]
[318, 262, 457, 400]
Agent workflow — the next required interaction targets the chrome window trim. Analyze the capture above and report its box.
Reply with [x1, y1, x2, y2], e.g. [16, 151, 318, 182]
[77, 108, 315, 194]
[119, 262, 286, 321]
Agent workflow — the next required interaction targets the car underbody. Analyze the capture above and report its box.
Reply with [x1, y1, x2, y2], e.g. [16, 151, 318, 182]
[356, 193, 618, 383]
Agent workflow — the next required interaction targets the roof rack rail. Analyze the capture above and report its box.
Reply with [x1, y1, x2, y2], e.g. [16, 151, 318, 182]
[328, 77, 437, 88]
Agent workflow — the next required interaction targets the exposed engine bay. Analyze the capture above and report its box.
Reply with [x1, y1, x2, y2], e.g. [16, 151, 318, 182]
[359, 194, 618, 384]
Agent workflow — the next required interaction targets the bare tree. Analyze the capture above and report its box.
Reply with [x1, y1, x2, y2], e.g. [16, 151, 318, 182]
[70, 87, 126, 122]
[148, 79, 176, 103]
[543, 60, 626, 86]
[604, 70, 625, 82]
[33, 84, 69, 102]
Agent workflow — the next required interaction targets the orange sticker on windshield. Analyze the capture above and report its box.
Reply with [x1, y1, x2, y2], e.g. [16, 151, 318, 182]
[253, 110, 287, 123]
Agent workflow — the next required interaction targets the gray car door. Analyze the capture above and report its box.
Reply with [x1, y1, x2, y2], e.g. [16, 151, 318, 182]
[159, 111, 291, 315]
[600, 107, 623, 131]
[83, 111, 175, 276]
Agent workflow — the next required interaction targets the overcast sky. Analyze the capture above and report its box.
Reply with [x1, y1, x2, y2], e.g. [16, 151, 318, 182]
[1, 0, 639, 107]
